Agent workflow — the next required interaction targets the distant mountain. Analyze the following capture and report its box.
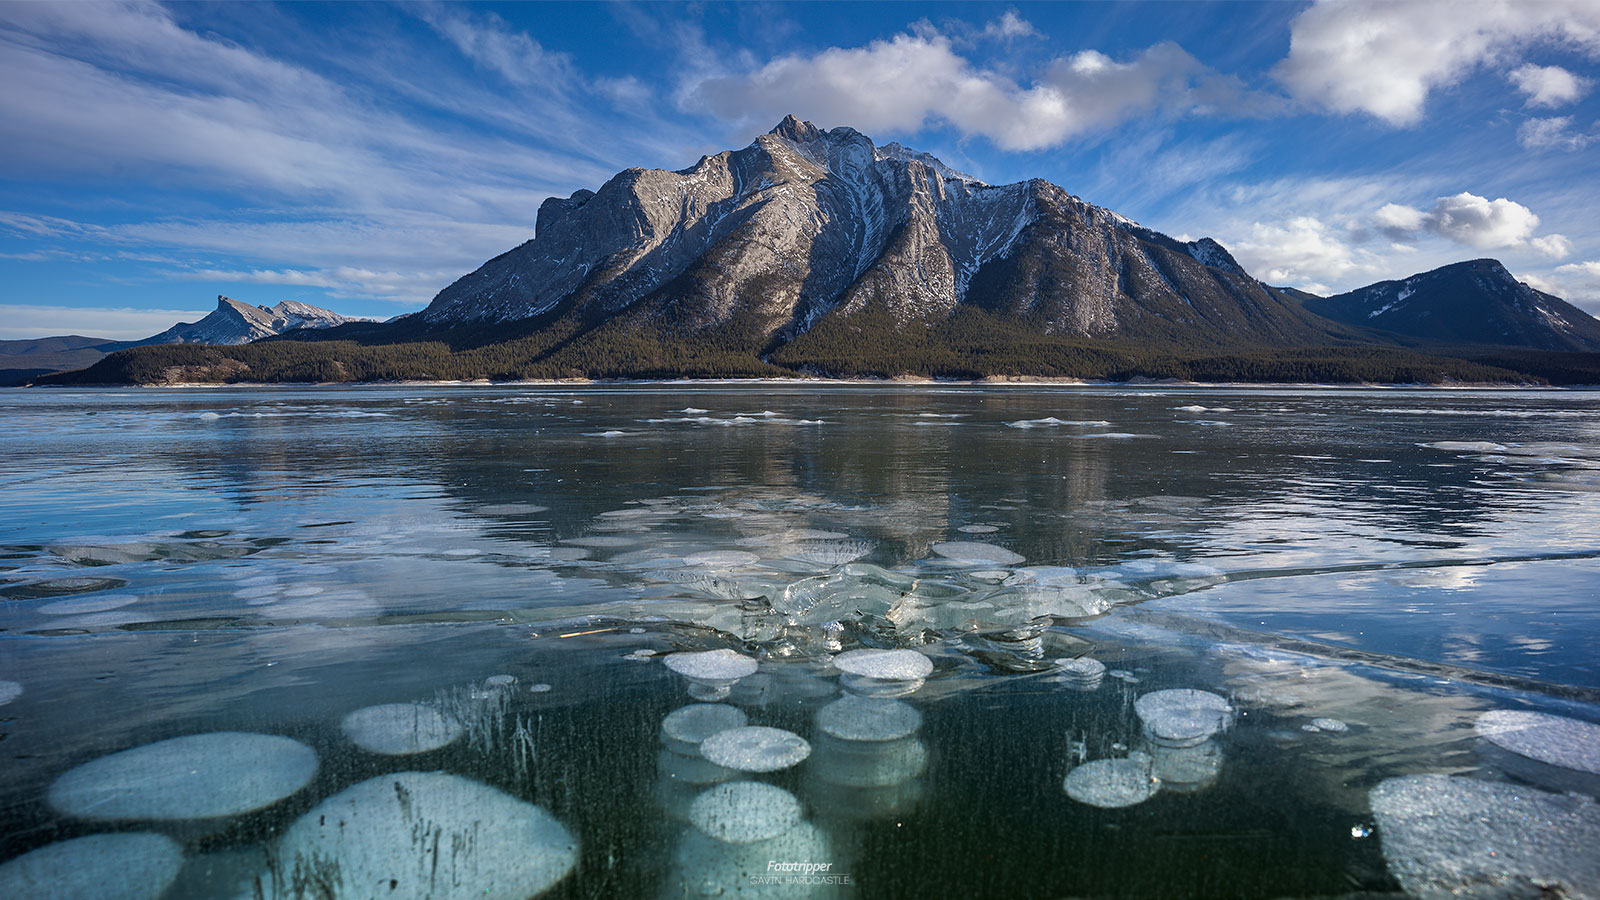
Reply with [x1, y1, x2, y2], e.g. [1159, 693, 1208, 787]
[419, 115, 1354, 351]
[1302, 259, 1600, 352]
[0, 335, 120, 386]
[142, 296, 361, 346]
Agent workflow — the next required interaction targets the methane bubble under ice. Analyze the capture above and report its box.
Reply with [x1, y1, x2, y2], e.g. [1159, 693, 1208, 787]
[661, 704, 749, 756]
[689, 782, 803, 844]
[242, 771, 578, 900]
[49, 732, 318, 822]
[1370, 774, 1600, 899]
[1063, 753, 1160, 809]
[699, 726, 811, 773]
[0, 833, 182, 900]
[340, 703, 464, 755]
[816, 695, 922, 742]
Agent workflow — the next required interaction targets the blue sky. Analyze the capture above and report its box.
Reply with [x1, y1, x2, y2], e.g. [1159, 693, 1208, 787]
[3, 1, 1599, 339]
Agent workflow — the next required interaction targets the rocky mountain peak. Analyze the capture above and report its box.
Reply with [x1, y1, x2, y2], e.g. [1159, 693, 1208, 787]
[769, 113, 823, 144]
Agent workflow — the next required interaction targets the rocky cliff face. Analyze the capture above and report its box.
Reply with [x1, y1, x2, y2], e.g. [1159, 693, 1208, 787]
[141, 296, 361, 346]
[1303, 259, 1600, 352]
[419, 116, 1350, 348]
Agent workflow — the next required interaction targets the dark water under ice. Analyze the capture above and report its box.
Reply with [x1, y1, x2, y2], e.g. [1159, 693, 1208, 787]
[2, 383, 1598, 898]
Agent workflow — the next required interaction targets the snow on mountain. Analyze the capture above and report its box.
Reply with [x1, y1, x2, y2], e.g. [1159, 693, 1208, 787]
[419, 115, 1301, 347]
[139, 296, 363, 346]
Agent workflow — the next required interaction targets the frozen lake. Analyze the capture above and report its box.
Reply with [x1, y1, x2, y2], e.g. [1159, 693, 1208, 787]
[2, 384, 1598, 898]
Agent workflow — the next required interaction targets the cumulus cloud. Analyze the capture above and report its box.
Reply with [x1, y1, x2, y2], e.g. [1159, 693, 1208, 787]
[1372, 192, 1567, 255]
[1539, 260, 1600, 312]
[1518, 115, 1596, 150]
[1278, 1, 1600, 126]
[1509, 63, 1592, 107]
[1229, 215, 1381, 289]
[683, 30, 1276, 150]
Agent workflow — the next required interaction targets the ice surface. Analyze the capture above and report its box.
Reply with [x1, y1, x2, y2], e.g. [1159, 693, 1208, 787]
[1370, 774, 1600, 899]
[49, 732, 318, 821]
[684, 550, 761, 568]
[245, 771, 578, 900]
[341, 703, 464, 755]
[699, 726, 811, 772]
[0, 832, 182, 900]
[37, 593, 139, 615]
[0, 680, 20, 706]
[689, 782, 802, 843]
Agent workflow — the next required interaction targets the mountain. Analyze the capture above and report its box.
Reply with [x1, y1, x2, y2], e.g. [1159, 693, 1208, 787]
[1301, 259, 1600, 352]
[34, 118, 1600, 386]
[0, 335, 121, 386]
[419, 115, 1354, 351]
[141, 296, 361, 346]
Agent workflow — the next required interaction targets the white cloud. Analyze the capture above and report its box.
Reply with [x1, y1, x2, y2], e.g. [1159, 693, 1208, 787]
[1543, 259, 1600, 312]
[0, 304, 209, 341]
[1229, 215, 1382, 288]
[1508, 63, 1591, 107]
[1374, 192, 1547, 250]
[172, 266, 457, 303]
[1518, 115, 1596, 150]
[682, 31, 1274, 151]
[980, 10, 1040, 42]
[1277, 1, 1600, 126]
[1531, 233, 1575, 259]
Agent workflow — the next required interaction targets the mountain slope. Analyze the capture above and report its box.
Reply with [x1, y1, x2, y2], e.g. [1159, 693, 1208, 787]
[140, 296, 362, 346]
[419, 116, 1356, 352]
[0, 335, 122, 386]
[1302, 259, 1600, 352]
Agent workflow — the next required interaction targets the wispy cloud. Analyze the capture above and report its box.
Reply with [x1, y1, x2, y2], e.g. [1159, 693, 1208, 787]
[0, 303, 209, 341]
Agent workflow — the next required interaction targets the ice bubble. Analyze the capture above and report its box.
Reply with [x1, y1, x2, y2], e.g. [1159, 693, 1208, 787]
[1476, 709, 1600, 775]
[957, 524, 999, 534]
[49, 732, 317, 821]
[661, 704, 749, 756]
[1054, 657, 1107, 690]
[684, 550, 761, 568]
[0, 680, 20, 706]
[832, 649, 934, 681]
[665, 649, 760, 689]
[341, 703, 464, 755]
[250, 771, 578, 900]
[1108, 670, 1141, 684]
[817, 695, 922, 742]
[529, 683, 553, 693]
[670, 820, 831, 898]
[0, 832, 182, 900]
[689, 782, 803, 844]
[811, 734, 928, 787]
[1134, 690, 1232, 747]
[1311, 717, 1348, 733]
[699, 726, 811, 773]
[484, 674, 517, 687]
[788, 539, 873, 566]
[1063, 753, 1159, 808]
[1148, 739, 1221, 793]
[37, 593, 140, 615]
[1370, 774, 1600, 899]
[930, 541, 1024, 566]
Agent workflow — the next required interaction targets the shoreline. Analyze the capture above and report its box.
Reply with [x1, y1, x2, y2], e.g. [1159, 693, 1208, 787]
[18, 376, 1596, 391]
